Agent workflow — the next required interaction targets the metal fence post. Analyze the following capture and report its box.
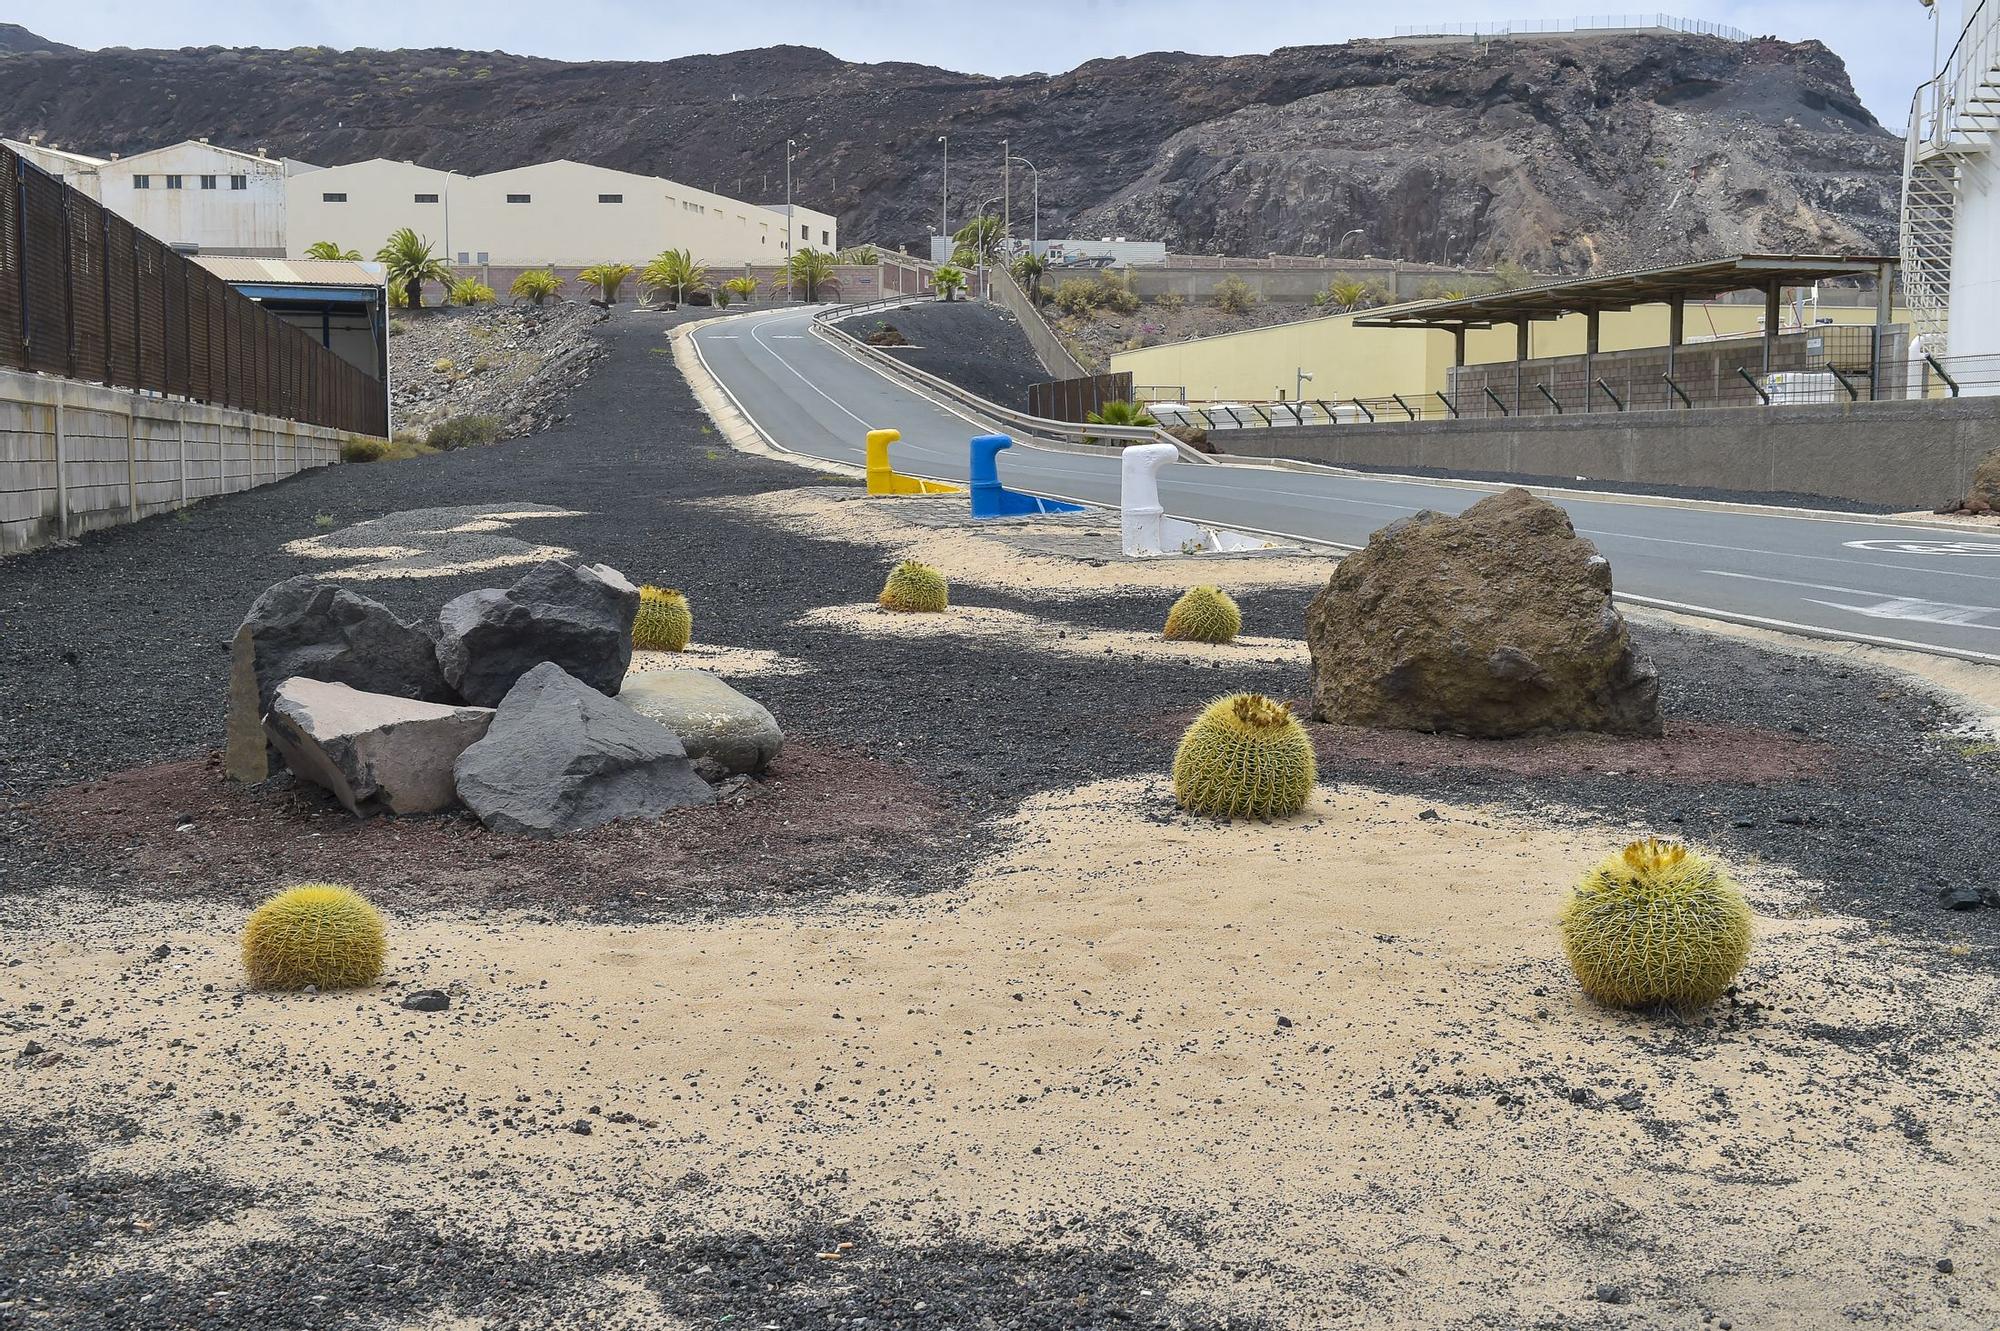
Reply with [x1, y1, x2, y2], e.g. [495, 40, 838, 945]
[126, 399, 138, 522]
[177, 403, 187, 504]
[52, 388, 67, 539]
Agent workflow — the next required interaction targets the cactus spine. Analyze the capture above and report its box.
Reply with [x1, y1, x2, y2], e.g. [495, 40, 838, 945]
[242, 883, 387, 990]
[1559, 838, 1752, 1009]
[633, 585, 693, 651]
[878, 559, 949, 613]
[1163, 585, 1242, 644]
[1172, 692, 1317, 819]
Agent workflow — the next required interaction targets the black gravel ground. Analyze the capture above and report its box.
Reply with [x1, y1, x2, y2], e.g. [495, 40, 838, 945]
[838, 300, 1050, 410]
[3, 306, 1997, 1328]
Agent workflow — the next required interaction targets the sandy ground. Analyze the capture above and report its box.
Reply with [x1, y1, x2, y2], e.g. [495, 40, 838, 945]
[280, 504, 585, 581]
[703, 488, 1338, 597]
[796, 602, 1309, 666]
[626, 643, 810, 679]
[9, 776, 1993, 1328]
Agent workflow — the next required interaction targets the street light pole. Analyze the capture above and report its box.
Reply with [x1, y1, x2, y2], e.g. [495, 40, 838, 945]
[1002, 137, 1010, 255]
[1338, 227, 1364, 255]
[785, 138, 796, 301]
[938, 134, 948, 252]
[1297, 368, 1313, 403]
[1008, 154, 1040, 254]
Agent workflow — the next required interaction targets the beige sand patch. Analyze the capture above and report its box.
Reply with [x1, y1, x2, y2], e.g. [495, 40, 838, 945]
[626, 643, 809, 679]
[795, 602, 1308, 666]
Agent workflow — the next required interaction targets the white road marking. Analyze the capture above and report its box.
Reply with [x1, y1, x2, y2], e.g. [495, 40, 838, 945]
[745, 315, 875, 432]
[1617, 592, 2000, 664]
[1844, 538, 2000, 557]
[1580, 527, 2000, 584]
[1702, 569, 2000, 629]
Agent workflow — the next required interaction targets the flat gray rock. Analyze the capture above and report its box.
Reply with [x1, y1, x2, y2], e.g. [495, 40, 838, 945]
[265, 677, 494, 816]
[619, 670, 783, 775]
[436, 560, 639, 707]
[453, 662, 714, 837]
[241, 575, 455, 715]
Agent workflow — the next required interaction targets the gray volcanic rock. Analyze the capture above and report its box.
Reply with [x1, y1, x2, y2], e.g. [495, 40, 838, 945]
[240, 576, 455, 715]
[264, 678, 493, 816]
[620, 670, 783, 775]
[1306, 488, 1662, 738]
[436, 560, 639, 706]
[452, 662, 713, 837]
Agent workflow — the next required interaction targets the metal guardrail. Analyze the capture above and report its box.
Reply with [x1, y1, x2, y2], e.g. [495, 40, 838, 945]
[810, 299, 1212, 462]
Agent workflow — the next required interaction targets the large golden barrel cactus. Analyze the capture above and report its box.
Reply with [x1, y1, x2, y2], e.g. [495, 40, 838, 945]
[1163, 585, 1242, 643]
[633, 585, 693, 651]
[1172, 692, 1316, 819]
[242, 884, 387, 990]
[1559, 839, 1752, 1009]
[878, 559, 949, 613]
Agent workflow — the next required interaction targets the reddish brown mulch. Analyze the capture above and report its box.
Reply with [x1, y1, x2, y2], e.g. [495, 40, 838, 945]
[30, 741, 961, 917]
[1144, 706, 1831, 785]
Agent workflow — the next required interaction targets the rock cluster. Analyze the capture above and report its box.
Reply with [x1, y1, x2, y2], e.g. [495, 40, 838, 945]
[388, 304, 606, 439]
[1935, 448, 2000, 516]
[227, 558, 782, 836]
[1306, 489, 1662, 739]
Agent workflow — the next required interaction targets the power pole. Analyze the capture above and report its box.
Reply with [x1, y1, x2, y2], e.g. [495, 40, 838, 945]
[1002, 138, 1011, 255]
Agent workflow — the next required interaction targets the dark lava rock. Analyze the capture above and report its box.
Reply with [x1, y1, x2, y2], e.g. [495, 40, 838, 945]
[401, 989, 451, 1012]
[1938, 885, 1985, 911]
[241, 576, 455, 713]
[436, 559, 640, 706]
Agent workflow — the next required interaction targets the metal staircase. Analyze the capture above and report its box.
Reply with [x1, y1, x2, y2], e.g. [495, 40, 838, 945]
[1902, 0, 2000, 355]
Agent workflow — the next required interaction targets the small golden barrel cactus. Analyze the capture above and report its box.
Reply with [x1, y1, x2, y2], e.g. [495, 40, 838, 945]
[1172, 693, 1317, 819]
[1559, 838, 1752, 1009]
[633, 585, 693, 651]
[878, 559, 949, 613]
[242, 883, 387, 991]
[1163, 585, 1242, 644]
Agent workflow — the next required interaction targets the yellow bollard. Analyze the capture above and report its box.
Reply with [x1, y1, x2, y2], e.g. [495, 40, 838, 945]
[865, 428, 962, 495]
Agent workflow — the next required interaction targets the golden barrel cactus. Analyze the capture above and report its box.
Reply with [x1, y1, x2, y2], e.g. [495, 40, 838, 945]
[1163, 585, 1242, 644]
[878, 559, 949, 613]
[1559, 838, 1752, 1008]
[242, 884, 387, 990]
[633, 585, 693, 651]
[1172, 693, 1316, 819]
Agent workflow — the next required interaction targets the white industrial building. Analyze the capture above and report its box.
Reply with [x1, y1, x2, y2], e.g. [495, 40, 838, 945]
[1902, 0, 2000, 391]
[3, 136, 840, 273]
[286, 157, 837, 270]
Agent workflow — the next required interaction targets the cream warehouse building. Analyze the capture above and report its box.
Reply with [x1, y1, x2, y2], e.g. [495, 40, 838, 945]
[286, 158, 838, 270]
[4, 137, 299, 256]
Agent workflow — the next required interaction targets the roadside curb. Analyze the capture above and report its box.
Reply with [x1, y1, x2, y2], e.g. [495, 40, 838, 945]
[669, 318, 863, 481]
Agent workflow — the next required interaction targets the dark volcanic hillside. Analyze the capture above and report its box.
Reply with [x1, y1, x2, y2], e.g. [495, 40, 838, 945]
[0, 31, 1900, 273]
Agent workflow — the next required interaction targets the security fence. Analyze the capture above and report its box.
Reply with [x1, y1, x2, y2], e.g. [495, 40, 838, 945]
[1, 144, 386, 438]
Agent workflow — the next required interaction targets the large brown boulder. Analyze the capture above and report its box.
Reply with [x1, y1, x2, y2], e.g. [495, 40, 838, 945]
[1306, 488, 1662, 738]
[1959, 448, 2000, 514]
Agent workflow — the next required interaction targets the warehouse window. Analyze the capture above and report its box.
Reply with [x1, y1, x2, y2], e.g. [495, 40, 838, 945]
[322, 192, 348, 203]
[800, 224, 808, 239]
[506, 193, 531, 204]
[598, 193, 623, 204]
[165, 175, 183, 190]
[822, 229, 829, 246]
[230, 175, 247, 190]
[133, 175, 150, 189]
[200, 174, 218, 190]
[414, 192, 439, 204]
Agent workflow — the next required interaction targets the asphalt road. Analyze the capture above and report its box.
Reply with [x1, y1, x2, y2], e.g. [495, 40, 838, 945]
[692, 303, 2000, 662]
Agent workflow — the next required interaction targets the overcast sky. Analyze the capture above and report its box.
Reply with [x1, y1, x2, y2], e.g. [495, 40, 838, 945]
[14, 0, 1948, 128]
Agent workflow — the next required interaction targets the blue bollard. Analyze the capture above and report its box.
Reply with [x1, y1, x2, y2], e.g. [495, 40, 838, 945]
[968, 434, 1087, 519]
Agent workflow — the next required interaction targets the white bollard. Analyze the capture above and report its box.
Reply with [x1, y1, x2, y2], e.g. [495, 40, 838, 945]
[1120, 443, 1179, 557]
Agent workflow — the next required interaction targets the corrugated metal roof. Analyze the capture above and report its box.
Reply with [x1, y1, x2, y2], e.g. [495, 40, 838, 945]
[193, 255, 386, 288]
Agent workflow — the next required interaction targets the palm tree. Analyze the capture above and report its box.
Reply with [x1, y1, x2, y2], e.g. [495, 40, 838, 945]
[934, 265, 966, 301]
[641, 248, 708, 304]
[722, 275, 759, 305]
[578, 262, 634, 304]
[1321, 278, 1370, 313]
[1085, 399, 1157, 428]
[953, 215, 1003, 265]
[374, 228, 452, 310]
[510, 268, 564, 306]
[1011, 251, 1048, 301]
[787, 248, 837, 302]
[449, 278, 496, 305]
[305, 240, 362, 261]
[835, 244, 878, 265]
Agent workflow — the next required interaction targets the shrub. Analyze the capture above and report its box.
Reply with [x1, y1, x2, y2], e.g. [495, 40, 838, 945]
[715, 290, 732, 307]
[449, 277, 496, 305]
[387, 318, 407, 337]
[1154, 291, 1186, 314]
[878, 559, 948, 613]
[1163, 586, 1241, 644]
[1053, 273, 1140, 317]
[1082, 398, 1157, 442]
[1212, 276, 1257, 314]
[242, 883, 386, 990]
[1172, 693, 1315, 819]
[934, 264, 967, 300]
[1559, 838, 1753, 1009]
[578, 262, 634, 304]
[511, 268, 563, 305]
[722, 276, 759, 304]
[424, 415, 502, 450]
[633, 586, 693, 652]
[431, 357, 455, 374]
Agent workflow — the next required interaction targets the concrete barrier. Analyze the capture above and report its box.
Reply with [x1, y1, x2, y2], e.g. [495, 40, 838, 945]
[864, 428, 962, 495]
[970, 434, 1086, 518]
[2, 368, 356, 554]
[1209, 396, 2000, 511]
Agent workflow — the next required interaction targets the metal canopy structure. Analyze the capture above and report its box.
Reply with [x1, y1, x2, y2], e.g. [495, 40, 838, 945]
[1352, 252, 1900, 402]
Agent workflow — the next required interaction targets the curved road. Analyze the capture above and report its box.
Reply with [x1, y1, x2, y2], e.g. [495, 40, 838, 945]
[692, 303, 2000, 663]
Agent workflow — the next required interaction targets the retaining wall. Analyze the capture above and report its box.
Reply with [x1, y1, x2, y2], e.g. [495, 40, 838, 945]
[2, 368, 351, 554]
[988, 266, 1088, 379]
[1210, 396, 2000, 511]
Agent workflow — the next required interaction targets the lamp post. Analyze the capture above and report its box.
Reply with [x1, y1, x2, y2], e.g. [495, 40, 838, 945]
[1008, 154, 1041, 254]
[938, 134, 948, 253]
[1002, 137, 1010, 254]
[1443, 232, 1458, 268]
[1338, 227, 1364, 256]
[1296, 368, 1313, 403]
[785, 138, 796, 300]
[971, 194, 1001, 299]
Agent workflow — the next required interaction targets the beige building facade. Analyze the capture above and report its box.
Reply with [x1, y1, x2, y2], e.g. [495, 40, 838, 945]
[4, 137, 303, 256]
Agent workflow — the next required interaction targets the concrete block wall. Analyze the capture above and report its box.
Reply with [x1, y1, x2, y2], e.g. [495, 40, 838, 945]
[1, 368, 350, 554]
[1210, 396, 2000, 511]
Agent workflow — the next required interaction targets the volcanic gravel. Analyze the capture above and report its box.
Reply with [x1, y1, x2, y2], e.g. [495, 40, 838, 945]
[2, 304, 1998, 1327]
[837, 300, 1050, 410]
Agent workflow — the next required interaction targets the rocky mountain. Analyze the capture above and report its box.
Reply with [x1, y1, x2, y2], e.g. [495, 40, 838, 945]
[0, 28, 1902, 274]
[0, 23, 72, 54]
